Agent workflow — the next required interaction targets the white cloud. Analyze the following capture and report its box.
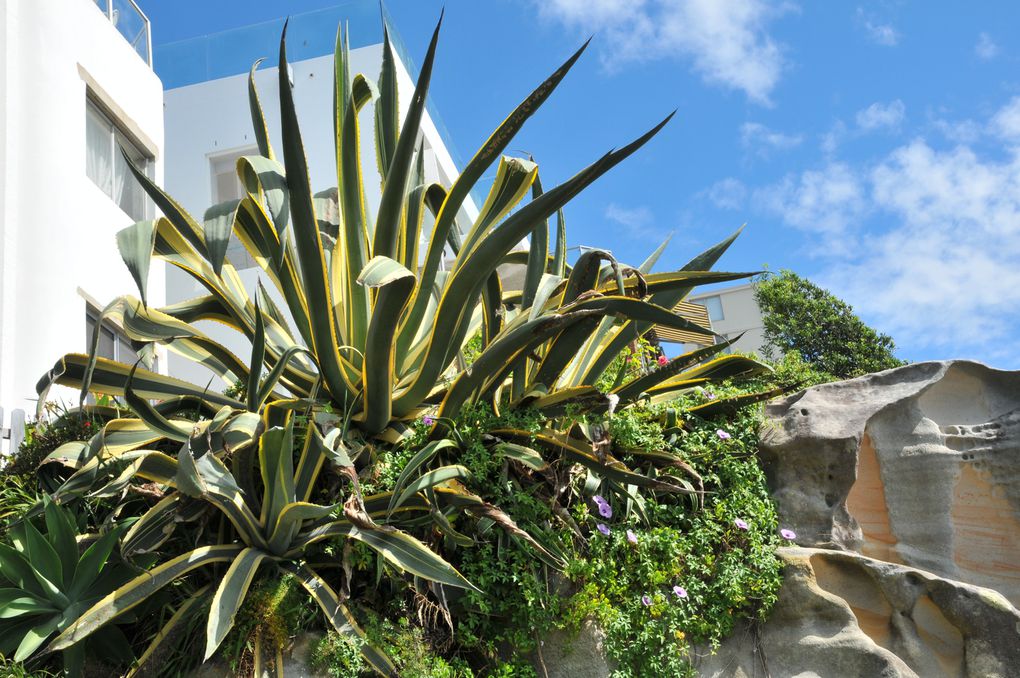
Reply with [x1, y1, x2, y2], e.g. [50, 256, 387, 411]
[857, 7, 899, 46]
[758, 122, 1020, 360]
[820, 120, 847, 154]
[537, 0, 789, 104]
[705, 178, 748, 210]
[930, 116, 982, 144]
[754, 163, 866, 247]
[991, 96, 1020, 141]
[825, 142, 1020, 354]
[975, 32, 999, 60]
[604, 203, 660, 238]
[856, 100, 906, 131]
[740, 122, 803, 155]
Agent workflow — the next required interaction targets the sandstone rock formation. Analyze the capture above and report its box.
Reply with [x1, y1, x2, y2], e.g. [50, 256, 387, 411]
[536, 361, 1020, 677]
[696, 547, 1020, 678]
[759, 360, 1020, 606]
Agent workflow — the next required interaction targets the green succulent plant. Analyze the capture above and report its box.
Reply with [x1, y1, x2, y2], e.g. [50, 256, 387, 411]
[0, 500, 133, 676]
[27, 12, 771, 677]
[38, 16, 764, 439]
[46, 405, 463, 675]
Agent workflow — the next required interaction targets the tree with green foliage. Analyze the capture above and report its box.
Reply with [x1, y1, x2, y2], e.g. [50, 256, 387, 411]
[754, 270, 905, 380]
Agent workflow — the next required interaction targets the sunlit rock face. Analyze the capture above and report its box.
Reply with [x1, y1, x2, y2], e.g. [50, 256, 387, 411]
[759, 360, 1020, 606]
[535, 361, 1020, 677]
[696, 548, 1020, 678]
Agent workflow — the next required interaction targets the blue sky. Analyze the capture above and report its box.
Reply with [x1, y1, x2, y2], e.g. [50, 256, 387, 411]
[138, 1, 1020, 369]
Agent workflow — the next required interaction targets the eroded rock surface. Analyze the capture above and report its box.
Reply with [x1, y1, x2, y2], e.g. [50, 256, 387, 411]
[696, 547, 1020, 678]
[759, 360, 1020, 605]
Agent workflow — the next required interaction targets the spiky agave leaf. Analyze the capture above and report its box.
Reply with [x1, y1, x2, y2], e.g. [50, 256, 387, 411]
[31, 15, 777, 676]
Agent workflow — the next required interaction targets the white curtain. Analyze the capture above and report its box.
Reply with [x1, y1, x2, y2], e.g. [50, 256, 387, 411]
[85, 106, 112, 195]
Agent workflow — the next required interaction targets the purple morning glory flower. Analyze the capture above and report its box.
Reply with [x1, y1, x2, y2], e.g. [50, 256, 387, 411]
[626, 529, 638, 544]
[597, 523, 610, 536]
[716, 429, 731, 440]
[593, 495, 606, 506]
[422, 415, 435, 426]
[780, 528, 797, 540]
[598, 502, 613, 518]
[704, 391, 715, 400]
[734, 518, 749, 531]
[672, 585, 688, 599]
[641, 595, 652, 606]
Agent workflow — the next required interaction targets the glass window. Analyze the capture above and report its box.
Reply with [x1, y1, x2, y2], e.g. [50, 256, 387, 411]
[210, 152, 247, 204]
[86, 307, 139, 364]
[85, 98, 153, 221]
[700, 295, 724, 322]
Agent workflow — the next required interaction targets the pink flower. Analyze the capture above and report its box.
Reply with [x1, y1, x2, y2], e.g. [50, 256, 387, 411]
[672, 585, 687, 599]
[596, 523, 610, 536]
[780, 528, 797, 540]
[422, 415, 435, 426]
[716, 429, 731, 440]
[626, 529, 638, 544]
[641, 595, 652, 606]
[734, 518, 749, 531]
[657, 355, 668, 366]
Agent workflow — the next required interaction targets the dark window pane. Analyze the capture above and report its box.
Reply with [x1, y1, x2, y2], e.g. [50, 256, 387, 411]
[118, 336, 136, 364]
[98, 325, 116, 360]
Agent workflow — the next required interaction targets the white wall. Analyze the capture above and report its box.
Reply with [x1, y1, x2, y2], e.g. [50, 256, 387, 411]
[688, 284, 770, 357]
[163, 42, 475, 389]
[0, 0, 165, 413]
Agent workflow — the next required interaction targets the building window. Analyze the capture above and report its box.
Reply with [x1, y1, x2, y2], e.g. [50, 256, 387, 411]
[210, 149, 253, 204]
[700, 295, 724, 322]
[85, 98, 153, 221]
[86, 306, 140, 365]
[210, 147, 259, 270]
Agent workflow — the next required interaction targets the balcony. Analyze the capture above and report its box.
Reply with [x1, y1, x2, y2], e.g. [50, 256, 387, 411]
[94, 0, 151, 66]
[153, 1, 390, 91]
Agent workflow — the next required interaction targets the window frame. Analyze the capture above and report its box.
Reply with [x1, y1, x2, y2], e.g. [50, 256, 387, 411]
[85, 94, 154, 221]
[85, 305, 153, 370]
[700, 295, 725, 322]
[209, 146, 260, 270]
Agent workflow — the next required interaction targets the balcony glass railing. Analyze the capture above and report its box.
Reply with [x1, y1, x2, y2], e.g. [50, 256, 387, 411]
[155, 2, 479, 203]
[94, 0, 151, 66]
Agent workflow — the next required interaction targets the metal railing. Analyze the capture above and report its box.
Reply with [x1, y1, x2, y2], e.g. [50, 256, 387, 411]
[94, 0, 152, 66]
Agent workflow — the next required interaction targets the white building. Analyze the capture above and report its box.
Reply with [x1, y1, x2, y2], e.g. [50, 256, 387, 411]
[667, 283, 771, 358]
[0, 0, 165, 414]
[156, 3, 477, 388]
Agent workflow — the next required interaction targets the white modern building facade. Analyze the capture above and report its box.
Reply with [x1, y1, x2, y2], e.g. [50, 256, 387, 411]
[672, 283, 771, 358]
[157, 3, 477, 388]
[0, 0, 165, 415]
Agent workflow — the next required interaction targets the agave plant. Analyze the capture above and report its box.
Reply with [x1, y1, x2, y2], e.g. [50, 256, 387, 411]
[29, 12, 770, 676]
[0, 499, 134, 676]
[45, 401, 474, 675]
[38, 17, 763, 440]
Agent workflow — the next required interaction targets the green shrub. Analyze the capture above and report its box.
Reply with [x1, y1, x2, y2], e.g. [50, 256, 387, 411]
[310, 632, 366, 678]
[565, 398, 783, 677]
[223, 574, 318, 676]
[4, 411, 102, 478]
